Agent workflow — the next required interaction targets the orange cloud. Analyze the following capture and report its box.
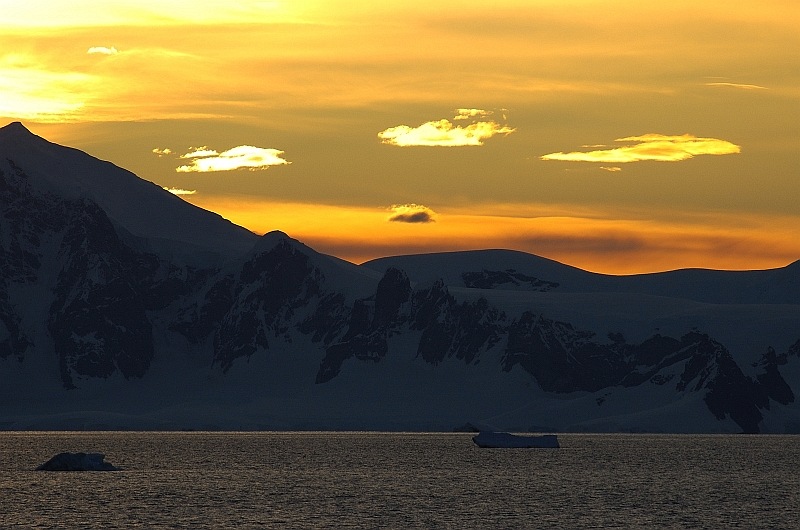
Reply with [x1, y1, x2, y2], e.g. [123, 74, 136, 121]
[175, 145, 290, 172]
[541, 134, 740, 163]
[3, 1, 289, 28]
[378, 118, 515, 147]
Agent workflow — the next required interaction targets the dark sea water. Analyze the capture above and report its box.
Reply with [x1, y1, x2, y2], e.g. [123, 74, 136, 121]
[1, 432, 798, 529]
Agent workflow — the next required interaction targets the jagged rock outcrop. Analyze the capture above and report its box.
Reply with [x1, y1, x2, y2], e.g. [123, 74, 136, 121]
[413, 281, 506, 365]
[313, 268, 410, 383]
[213, 238, 325, 371]
[462, 269, 559, 291]
[753, 347, 795, 407]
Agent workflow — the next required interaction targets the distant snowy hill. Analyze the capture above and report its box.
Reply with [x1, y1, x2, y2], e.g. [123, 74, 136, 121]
[2, 121, 800, 433]
[364, 250, 800, 305]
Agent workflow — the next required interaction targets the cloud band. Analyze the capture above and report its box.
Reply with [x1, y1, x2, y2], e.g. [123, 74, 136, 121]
[541, 134, 740, 163]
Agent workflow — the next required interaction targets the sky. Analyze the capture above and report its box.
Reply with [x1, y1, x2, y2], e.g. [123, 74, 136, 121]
[2, 0, 799, 274]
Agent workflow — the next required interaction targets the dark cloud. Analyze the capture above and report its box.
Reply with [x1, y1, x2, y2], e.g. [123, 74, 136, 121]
[387, 204, 437, 223]
[390, 211, 435, 223]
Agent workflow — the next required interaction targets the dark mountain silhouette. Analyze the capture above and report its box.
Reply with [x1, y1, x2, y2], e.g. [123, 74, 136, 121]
[2, 121, 799, 432]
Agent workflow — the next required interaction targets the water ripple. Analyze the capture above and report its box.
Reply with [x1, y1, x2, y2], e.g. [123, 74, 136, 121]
[0, 432, 798, 528]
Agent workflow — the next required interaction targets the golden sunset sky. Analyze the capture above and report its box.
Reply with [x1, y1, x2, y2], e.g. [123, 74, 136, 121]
[2, 0, 798, 273]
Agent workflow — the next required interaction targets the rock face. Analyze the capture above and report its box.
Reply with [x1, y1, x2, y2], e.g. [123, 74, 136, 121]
[2, 121, 800, 433]
[462, 269, 559, 291]
[36, 452, 120, 471]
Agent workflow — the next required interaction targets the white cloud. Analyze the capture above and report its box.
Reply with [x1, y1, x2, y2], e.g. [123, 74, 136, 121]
[378, 118, 515, 147]
[453, 108, 493, 120]
[87, 46, 118, 55]
[705, 82, 768, 90]
[180, 146, 218, 158]
[163, 186, 197, 195]
[541, 134, 741, 163]
[175, 145, 290, 172]
[379, 108, 515, 147]
[152, 147, 172, 156]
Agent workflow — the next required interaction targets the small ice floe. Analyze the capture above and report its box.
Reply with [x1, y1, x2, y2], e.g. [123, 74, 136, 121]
[35, 452, 121, 471]
[472, 431, 560, 448]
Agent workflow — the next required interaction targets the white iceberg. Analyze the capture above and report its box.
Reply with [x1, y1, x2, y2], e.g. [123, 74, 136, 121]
[472, 431, 559, 448]
[36, 452, 121, 471]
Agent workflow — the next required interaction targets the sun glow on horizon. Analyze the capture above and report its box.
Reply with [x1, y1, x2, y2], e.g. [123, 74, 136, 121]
[0, 1, 293, 28]
[179, 195, 800, 274]
[2, 0, 797, 273]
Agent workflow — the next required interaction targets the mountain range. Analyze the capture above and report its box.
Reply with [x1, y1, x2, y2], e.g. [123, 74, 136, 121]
[2, 121, 799, 432]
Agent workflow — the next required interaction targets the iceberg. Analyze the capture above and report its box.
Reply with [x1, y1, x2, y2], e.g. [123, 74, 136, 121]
[472, 431, 559, 448]
[35, 452, 121, 471]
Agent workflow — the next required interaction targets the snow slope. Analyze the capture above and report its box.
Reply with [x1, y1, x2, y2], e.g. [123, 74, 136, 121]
[0, 122, 257, 263]
[363, 250, 800, 304]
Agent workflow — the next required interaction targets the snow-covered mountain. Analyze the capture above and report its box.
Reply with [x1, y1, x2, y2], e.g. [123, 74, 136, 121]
[2, 121, 799, 433]
[0, 122, 257, 265]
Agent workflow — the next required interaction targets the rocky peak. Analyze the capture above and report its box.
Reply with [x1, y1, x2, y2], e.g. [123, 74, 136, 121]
[0, 121, 36, 142]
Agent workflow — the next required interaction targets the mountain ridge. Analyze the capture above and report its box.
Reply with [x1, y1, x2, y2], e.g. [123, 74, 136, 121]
[0, 122, 257, 264]
[1, 122, 799, 433]
[364, 249, 800, 305]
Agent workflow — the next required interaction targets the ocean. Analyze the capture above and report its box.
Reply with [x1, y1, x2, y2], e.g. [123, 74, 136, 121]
[1, 432, 798, 529]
